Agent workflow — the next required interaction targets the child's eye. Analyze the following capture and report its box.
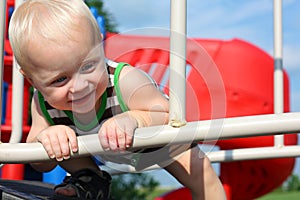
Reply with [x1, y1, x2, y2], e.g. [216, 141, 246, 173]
[52, 76, 67, 86]
[81, 63, 95, 73]
[55, 76, 67, 83]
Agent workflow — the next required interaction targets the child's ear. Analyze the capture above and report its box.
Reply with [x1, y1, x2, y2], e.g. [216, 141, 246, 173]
[19, 68, 35, 87]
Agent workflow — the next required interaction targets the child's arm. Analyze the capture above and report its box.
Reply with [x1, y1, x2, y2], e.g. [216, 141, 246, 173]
[119, 65, 169, 126]
[26, 92, 78, 172]
[99, 65, 169, 151]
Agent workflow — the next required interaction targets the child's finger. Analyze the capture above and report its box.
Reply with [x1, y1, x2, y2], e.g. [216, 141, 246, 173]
[37, 132, 55, 159]
[125, 126, 134, 148]
[116, 127, 126, 151]
[57, 132, 71, 160]
[107, 127, 118, 151]
[99, 128, 109, 151]
[65, 129, 78, 153]
[50, 134, 63, 162]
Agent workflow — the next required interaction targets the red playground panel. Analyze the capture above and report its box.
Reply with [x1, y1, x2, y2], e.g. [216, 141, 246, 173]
[105, 33, 297, 200]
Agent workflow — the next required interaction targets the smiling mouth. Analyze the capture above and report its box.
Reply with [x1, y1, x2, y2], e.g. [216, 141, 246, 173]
[71, 92, 94, 104]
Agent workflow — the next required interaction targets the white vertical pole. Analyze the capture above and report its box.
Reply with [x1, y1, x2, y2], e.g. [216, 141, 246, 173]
[10, 0, 25, 143]
[0, 0, 6, 139]
[273, 0, 284, 147]
[169, 0, 187, 127]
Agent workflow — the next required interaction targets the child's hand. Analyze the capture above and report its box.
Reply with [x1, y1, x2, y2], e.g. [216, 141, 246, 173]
[98, 112, 138, 152]
[36, 125, 78, 162]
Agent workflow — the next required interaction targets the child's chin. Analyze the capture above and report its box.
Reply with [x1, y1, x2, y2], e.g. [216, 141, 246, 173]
[73, 106, 96, 114]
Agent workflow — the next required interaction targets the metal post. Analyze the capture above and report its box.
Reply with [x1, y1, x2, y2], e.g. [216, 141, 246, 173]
[10, 0, 25, 143]
[0, 0, 7, 140]
[169, 0, 187, 127]
[273, 0, 284, 147]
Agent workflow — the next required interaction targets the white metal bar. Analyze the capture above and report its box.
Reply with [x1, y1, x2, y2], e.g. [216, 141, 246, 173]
[0, 0, 6, 139]
[1, 112, 300, 163]
[208, 146, 300, 162]
[10, 0, 25, 143]
[168, 0, 187, 127]
[273, 0, 284, 146]
[10, 58, 24, 143]
[102, 145, 300, 175]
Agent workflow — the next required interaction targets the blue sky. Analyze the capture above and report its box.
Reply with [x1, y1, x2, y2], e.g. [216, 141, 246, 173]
[104, 0, 300, 187]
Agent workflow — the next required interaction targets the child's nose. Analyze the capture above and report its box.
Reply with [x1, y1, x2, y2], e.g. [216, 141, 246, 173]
[70, 75, 88, 93]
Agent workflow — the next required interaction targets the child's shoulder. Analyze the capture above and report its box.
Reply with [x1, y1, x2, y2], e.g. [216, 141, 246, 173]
[106, 59, 131, 69]
[106, 59, 138, 78]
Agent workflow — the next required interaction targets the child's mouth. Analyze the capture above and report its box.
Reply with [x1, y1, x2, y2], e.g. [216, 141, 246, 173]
[71, 92, 94, 105]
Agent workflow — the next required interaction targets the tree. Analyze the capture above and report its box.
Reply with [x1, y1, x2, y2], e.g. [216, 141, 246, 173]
[111, 173, 159, 200]
[84, 0, 118, 33]
[285, 174, 300, 191]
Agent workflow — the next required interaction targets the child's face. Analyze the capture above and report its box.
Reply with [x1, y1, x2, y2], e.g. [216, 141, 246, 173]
[24, 18, 108, 114]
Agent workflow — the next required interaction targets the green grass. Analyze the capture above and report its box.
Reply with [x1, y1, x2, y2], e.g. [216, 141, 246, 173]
[143, 187, 300, 200]
[256, 191, 300, 200]
[145, 188, 300, 200]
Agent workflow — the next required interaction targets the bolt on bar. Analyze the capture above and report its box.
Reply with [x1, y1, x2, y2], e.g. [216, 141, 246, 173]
[1, 112, 300, 163]
[0, 0, 6, 139]
[273, 0, 284, 147]
[168, 0, 187, 127]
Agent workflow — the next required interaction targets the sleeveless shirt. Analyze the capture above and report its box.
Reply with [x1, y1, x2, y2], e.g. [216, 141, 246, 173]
[37, 60, 176, 169]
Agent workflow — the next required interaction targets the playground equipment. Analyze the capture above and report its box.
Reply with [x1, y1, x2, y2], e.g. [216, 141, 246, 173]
[0, 0, 300, 199]
[104, 32, 297, 200]
[0, 0, 31, 181]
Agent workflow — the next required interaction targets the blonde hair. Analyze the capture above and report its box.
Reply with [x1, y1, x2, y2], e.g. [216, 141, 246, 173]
[9, 0, 101, 68]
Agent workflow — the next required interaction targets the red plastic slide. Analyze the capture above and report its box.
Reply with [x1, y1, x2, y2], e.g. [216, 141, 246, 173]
[105, 33, 297, 200]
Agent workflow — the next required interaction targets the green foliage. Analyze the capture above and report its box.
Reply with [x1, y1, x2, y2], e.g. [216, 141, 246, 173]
[253, 174, 300, 199]
[285, 174, 300, 191]
[84, 0, 118, 33]
[111, 173, 160, 200]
